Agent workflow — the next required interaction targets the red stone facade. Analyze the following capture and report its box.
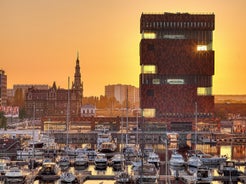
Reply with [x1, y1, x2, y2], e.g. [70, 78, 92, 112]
[140, 13, 215, 124]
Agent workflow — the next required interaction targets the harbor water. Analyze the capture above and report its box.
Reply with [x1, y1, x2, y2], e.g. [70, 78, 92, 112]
[1, 143, 245, 184]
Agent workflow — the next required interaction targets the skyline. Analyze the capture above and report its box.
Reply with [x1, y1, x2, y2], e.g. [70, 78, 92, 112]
[1, 0, 246, 97]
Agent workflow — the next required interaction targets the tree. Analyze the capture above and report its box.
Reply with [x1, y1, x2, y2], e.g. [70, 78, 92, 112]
[0, 111, 7, 130]
[14, 88, 25, 107]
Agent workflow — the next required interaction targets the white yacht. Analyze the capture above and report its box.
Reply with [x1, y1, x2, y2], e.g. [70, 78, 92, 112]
[131, 156, 142, 168]
[169, 151, 185, 167]
[132, 163, 159, 183]
[17, 147, 44, 156]
[98, 141, 117, 153]
[147, 152, 160, 167]
[94, 153, 108, 170]
[57, 155, 70, 168]
[115, 171, 132, 184]
[64, 146, 76, 156]
[187, 155, 203, 168]
[111, 153, 125, 171]
[74, 153, 89, 167]
[60, 172, 78, 183]
[5, 166, 26, 184]
[37, 159, 60, 181]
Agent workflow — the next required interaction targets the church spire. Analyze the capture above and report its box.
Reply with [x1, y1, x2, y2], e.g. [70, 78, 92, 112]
[73, 53, 83, 91]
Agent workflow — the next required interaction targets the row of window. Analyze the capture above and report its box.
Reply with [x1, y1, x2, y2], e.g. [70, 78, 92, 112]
[141, 74, 212, 87]
[143, 21, 214, 29]
[142, 108, 213, 118]
[145, 87, 212, 97]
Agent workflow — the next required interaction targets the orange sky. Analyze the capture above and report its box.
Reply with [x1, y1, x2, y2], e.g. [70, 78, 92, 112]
[1, 0, 246, 97]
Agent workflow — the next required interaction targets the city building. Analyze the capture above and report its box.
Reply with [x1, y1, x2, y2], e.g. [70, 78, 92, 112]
[25, 55, 83, 118]
[0, 69, 7, 106]
[7, 84, 49, 106]
[140, 13, 215, 129]
[81, 104, 96, 117]
[105, 84, 139, 108]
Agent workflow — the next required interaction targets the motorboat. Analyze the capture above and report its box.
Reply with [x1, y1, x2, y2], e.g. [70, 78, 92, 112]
[195, 166, 213, 184]
[64, 146, 76, 156]
[218, 161, 239, 177]
[5, 166, 26, 184]
[57, 155, 70, 168]
[60, 172, 79, 183]
[187, 155, 203, 168]
[187, 150, 227, 165]
[36, 159, 60, 181]
[169, 151, 185, 167]
[111, 153, 125, 171]
[199, 154, 227, 165]
[132, 163, 159, 183]
[74, 153, 89, 167]
[131, 156, 142, 168]
[75, 147, 87, 156]
[17, 147, 44, 156]
[123, 144, 138, 158]
[0, 157, 10, 175]
[98, 141, 117, 153]
[85, 148, 97, 161]
[147, 152, 160, 167]
[115, 171, 132, 184]
[94, 153, 108, 170]
[0, 162, 8, 175]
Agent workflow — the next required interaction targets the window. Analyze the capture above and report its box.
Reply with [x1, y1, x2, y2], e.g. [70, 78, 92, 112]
[197, 45, 207, 51]
[152, 79, 160, 84]
[197, 87, 212, 96]
[143, 108, 156, 118]
[142, 33, 156, 39]
[142, 65, 156, 74]
[167, 79, 184, 85]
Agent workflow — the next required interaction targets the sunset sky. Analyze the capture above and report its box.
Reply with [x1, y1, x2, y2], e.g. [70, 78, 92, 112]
[1, 0, 246, 97]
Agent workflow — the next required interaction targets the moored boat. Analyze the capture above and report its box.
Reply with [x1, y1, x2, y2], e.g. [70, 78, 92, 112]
[58, 155, 70, 168]
[169, 151, 185, 167]
[60, 172, 79, 183]
[36, 159, 60, 181]
[5, 166, 26, 184]
[111, 153, 125, 171]
[17, 147, 44, 157]
[98, 141, 117, 153]
[115, 171, 132, 184]
[74, 153, 89, 168]
[147, 152, 160, 167]
[94, 153, 108, 170]
[132, 163, 159, 183]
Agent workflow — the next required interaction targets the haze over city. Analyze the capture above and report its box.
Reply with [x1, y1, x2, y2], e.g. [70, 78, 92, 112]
[1, 0, 246, 97]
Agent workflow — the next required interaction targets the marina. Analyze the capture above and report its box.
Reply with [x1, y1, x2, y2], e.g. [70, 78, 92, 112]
[1, 126, 246, 184]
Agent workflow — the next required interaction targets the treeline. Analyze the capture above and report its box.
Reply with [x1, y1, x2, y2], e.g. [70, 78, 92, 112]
[82, 96, 133, 109]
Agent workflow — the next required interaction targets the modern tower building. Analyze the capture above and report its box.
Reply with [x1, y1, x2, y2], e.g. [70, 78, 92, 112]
[0, 70, 7, 106]
[140, 13, 215, 128]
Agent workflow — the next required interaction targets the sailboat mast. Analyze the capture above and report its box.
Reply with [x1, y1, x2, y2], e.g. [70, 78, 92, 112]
[32, 103, 35, 159]
[126, 87, 129, 145]
[66, 77, 70, 147]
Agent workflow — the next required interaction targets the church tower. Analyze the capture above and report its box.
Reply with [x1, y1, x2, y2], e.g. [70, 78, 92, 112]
[72, 53, 83, 115]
